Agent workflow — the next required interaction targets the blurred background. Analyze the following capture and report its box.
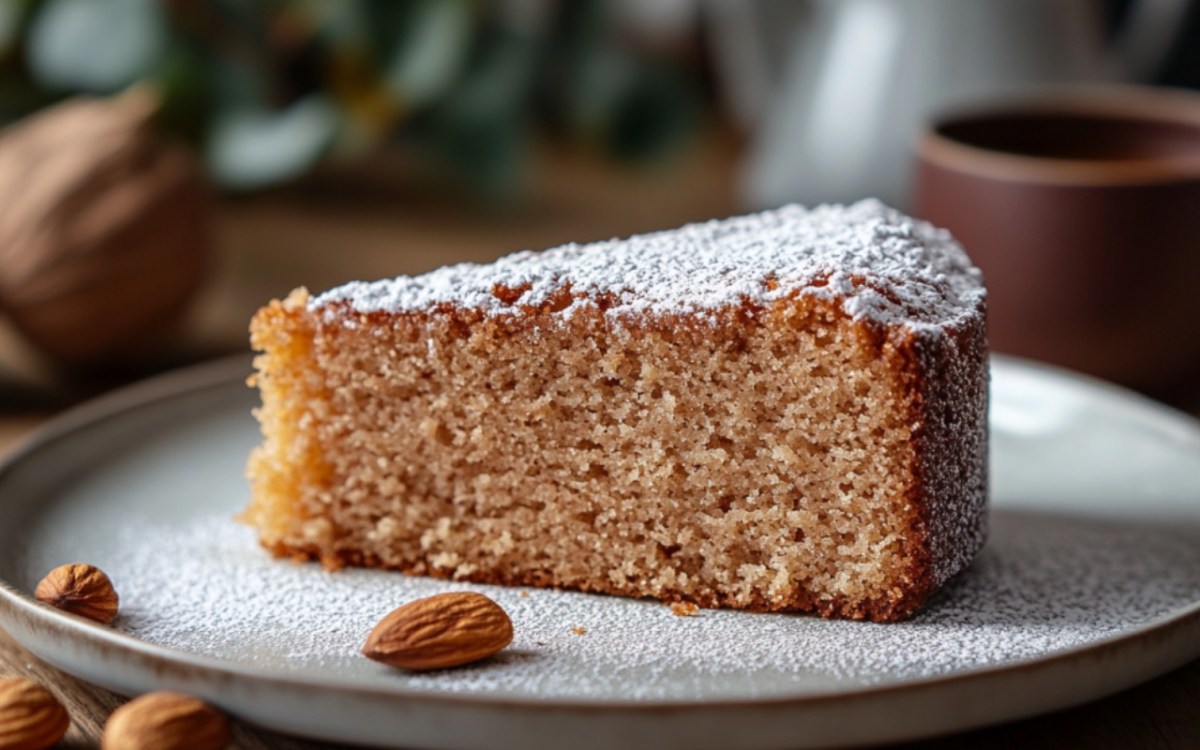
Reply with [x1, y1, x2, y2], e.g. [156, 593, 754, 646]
[1, 0, 1199, 431]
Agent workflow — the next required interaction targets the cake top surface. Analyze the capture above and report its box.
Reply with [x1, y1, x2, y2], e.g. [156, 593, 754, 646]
[313, 200, 984, 330]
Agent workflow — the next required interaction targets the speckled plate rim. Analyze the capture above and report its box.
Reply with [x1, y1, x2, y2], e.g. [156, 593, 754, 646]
[1, 355, 1199, 749]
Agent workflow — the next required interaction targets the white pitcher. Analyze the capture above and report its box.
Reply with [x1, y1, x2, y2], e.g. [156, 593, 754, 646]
[723, 0, 1193, 209]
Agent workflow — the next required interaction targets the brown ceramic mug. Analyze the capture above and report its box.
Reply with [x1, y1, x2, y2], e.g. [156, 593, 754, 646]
[913, 86, 1200, 397]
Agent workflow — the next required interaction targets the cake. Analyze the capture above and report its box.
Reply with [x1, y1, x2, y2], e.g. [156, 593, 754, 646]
[244, 200, 988, 622]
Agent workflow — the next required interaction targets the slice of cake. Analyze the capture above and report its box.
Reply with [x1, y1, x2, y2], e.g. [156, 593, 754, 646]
[244, 200, 988, 622]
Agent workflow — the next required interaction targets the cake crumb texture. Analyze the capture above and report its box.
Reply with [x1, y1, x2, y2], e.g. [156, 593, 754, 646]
[245, 202, 988, 622]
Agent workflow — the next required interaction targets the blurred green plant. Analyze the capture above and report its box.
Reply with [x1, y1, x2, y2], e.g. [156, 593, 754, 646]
[0, 0, 701, 193]
[28, 0, 167, 92]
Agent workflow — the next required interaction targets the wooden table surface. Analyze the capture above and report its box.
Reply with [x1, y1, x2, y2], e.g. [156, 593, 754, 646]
[1, 135, 1199, 748]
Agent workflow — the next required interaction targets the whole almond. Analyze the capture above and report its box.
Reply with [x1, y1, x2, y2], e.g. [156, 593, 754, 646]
[0, 677, 70, 750]
[34, 563, 119, 624]
[363, 592, 513, 671]
[101, 692, 229, 750]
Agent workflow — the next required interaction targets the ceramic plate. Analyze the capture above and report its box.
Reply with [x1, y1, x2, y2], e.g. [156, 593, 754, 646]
[1, 356, 1199, 749]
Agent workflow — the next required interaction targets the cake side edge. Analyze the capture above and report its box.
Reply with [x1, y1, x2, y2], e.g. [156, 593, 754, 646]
[886, 297, 990, 618]
[243, 288, 338, 550]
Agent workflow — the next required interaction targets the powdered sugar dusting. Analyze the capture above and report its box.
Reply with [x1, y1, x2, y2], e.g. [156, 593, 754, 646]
[312, 201, 984, 331]
[78, 510, 1200, 700]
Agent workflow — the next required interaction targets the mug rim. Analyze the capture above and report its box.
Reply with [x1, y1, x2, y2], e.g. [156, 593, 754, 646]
[918, 85, 1200, 186]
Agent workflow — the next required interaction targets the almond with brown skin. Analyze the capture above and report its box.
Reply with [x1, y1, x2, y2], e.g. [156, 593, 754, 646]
[0, 677, 70, 750]
[363, 592, 514, 671]
[34, 563, 119, 624]
[102, 692, 229, 750]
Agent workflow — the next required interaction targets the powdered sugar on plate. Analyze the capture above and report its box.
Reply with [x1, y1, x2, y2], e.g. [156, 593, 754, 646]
[6, 359, 1200, 711]
[87, 508, 1200, 701]
[312, 200, 985, 332]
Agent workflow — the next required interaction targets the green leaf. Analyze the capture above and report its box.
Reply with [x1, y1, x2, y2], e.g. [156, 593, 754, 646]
[27, 0, 166, 93]
[381, 0, 474, 108]
[207, 94, 340, 190]
[419, 32, 540, 196]
[0, 0, 31, 57]
[607, 60, 697, 159]
[296, 0, 370, 47]
[556, 44, 697, 159]
[153, 46, 218, 144]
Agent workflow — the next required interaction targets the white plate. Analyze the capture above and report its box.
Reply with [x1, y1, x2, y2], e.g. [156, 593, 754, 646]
[1, 356, 1198, 749]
